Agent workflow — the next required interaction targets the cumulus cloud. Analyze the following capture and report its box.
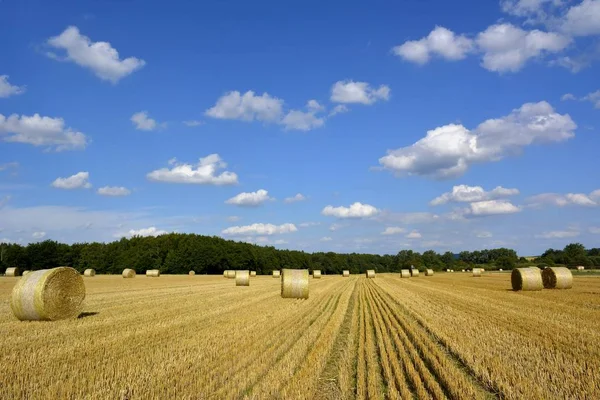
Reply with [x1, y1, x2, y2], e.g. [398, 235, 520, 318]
[320, 236, 333, 242]
[124, 227, 168, 238]
[221, 223, 297, 236]
[329, 223, 347, 231]
[378, 101, 576, 179]
[281, 110, 325, 131]
[183, 120, 204, 127]
[32, 231, 46, 239]
[205, 90, 283, 122]
[381, 227, 406, 235]
[298, 221, 320, 228]
[466, 200, 522, 216]
[430, 184, 519, 205]
[330, 80, 390, 104]
[535, 230, 580, 239]
[406, 230, 422, 239]
[392, 26, 474, 64]
[51, 172, 92, 190]
[589, 227, 600, 234]
[582, 90, 600, 108]
[328, 104, 349, 117]
[131, 111, 163, 131]
[561, 93, 577, 101]
[225, 189, 273, 206]
[147, 154, 238, 185]
[561, 0, 600, 36]
[97, 186, 131, 196]
[526, 190, 600, 207]
[322, 202, 380, 218]
[0, 75, 25, 98]
[0, 113, 88, 151]
[306, 100, 325, 112]
[47, 26, 145, 83]
[284, 193, 307, 203]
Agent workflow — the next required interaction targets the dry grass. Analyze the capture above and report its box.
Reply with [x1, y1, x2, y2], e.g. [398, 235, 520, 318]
[0, 273, 598, 399]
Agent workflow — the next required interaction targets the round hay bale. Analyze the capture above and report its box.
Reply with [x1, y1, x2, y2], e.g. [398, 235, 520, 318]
[366, 270, 375, 278]
[313, 270, 322, 279]
[5, 267, 20, 277]
[499, 269, 503, 272]
[83, 269, 95, 277]
[23, 270, 32, 276]
[542, 267, 573, 289]
[425, 269, 434, 276]
[223, 270, 228, 278]
[411, 269, 419, 277]
[473, 268, 482, 277]
[189, 271, 195, 276]
[146, 269, 160, 277]
[236, 270, 250, 286]
[250, 271, 257, 277]
[10, 267, 85, 321]
[511, 267, 543, 291]
[227, 270, 236, 279]
[281, 269, 308, 299]
[122, 269, 136, 278]
[576, 266, 584, 271]
[342, 270, 350, 277]
[400, 269, 411, 278]
[272, 270, 281, 278]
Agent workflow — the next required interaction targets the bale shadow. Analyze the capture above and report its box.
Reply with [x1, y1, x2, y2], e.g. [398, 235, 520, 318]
[78, 312, 99, 319]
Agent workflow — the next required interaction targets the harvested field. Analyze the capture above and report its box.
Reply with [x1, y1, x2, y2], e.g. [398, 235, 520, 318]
[0, 273, 598, 399]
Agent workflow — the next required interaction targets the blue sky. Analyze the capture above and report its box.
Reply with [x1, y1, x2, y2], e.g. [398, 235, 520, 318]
[1, 0, 599, 255]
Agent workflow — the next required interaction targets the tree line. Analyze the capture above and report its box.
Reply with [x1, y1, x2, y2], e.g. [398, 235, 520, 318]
[0, 234, 597, 275]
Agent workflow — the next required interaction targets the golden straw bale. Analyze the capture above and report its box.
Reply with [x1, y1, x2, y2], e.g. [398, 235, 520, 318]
[236, 270, 250, 286]
[400, 269, 411, 278]
[122, 269, 136, 278]
[227, 270, 236, 279]
[425, 269, 434, 276]
[511, 267, 543, 291]
[366, 270, 375, 278]
[542, 267, 573, 289]
[10, 267, 85, 321]
[281, 269, 309, 299]
[272, 270, 281, 278]
[473, 268, 482, 277]
[250, 271, 256, 277]
[313, 270, 322, 279]
[189, 271, 195, 276]
[5, 267, 20, 277]
[83, 269, 95, 277]
[410, 269, 419, 277]
[146, 270, 160, 277]
[223, 270, 228, 277]
[576, 266, 584, 271]
[342, 270, 350, 277]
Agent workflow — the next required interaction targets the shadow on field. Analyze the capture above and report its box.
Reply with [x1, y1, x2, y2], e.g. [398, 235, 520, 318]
[78, 312, 99, 319]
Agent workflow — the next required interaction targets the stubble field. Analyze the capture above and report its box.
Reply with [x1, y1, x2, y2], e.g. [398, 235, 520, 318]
[0, 272, 599, 399]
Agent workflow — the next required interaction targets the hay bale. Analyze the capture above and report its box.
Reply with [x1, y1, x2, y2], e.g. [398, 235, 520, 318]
[281, 269, 309, 299]
[313, 270, 322, 279]
[10, 267, 85, 321]
[189, 271, 195, 276]
[23, 270, 32, 276]
[425, 269, 434, 276]
[499, 269, 503, 272]
[272, 270, 281, 278]
[83, 269, 95, 277]
[122, 269, 136, 278]
[227, 270, 236, 279]
[400, 269, 411, 278]
[577, 266, 584, 271]
[5, 267, 20, 277]
[411, 269, 419, 277]
[223, 270, 228, 278]
[542, 267, 573, 289]
[342, 270, 350, 277]
[236, 270, 250, 286]
[511, 267, 543, 291]
[146, 269, 160, 277]
[366, 270, 375, 278]
[473, 268, 482, 277]
[250, 271, 257, 277]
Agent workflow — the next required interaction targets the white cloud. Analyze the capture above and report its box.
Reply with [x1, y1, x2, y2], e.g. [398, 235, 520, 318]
[322, 202, 380, 218]
[32, 231, 46, 239]
[476, 23, 571, 73]
[582, 90, 600, 108]
[183, 120, 204, 127]
[378, 101, 576, 179]
[328, 104, 349, 117]
[329, 223, 347, 231]
[467, 200, 522, 216]
[0, 75, 25, 98]
[392, 26, 474, 64]
[550, 56, 590, 73]
[381, 227, 406, 235]
[0, 162, 18, 173]
[430, 184, 519, 205]
[97, 186, 131, 196]
[589, 227, 600, 234]
[0, 113, 88, 151]
[131, 111, 163, 131]
[47, 26, 145, 83]
[281, 110, 325, 131]
[225, 189, 273, 206]
[535, 230, 580, 239]
[475, 231, 493, 238]
[406, 230, 422, 239]
[561, 93, 577, 101]
[527, 190, 600, 207]
[307, 100, 325, 112]
[298, 221, 320, 228]
[222, 223, 297, 236]
[320, 236, 333, 242]
[51, 172, 92, 190]
[124, 227, 168, 238]
[500, 0, 559, 20]
[227, 216, 241, 222]
[205, 90, 283, 122]
[561, 0, 600, 36]
[330, 80, 390, 104]
[147, 154, 238, 185]
[284, 193, 307, 203]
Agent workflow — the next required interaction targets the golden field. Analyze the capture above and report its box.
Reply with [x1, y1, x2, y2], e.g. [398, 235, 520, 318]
[0, 272, 599, 399]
